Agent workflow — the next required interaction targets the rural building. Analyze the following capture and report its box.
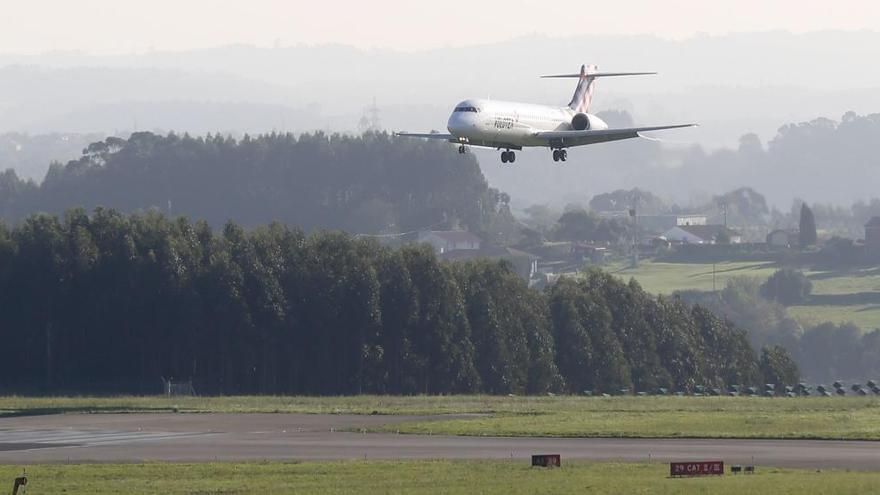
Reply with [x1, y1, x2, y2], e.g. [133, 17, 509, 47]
[417, 230, 481, 254]
[867, 217, 880, 254]
[535, 241, 577, 259]
[571, 242, 610, 264]
[440, 246, 539, 280]
[639, 214, 708, 234]
[767, 229, 799, 247]
[596, 210, 631, 220]
[662, 225, 742, 244]
[649, 236, 672, 248]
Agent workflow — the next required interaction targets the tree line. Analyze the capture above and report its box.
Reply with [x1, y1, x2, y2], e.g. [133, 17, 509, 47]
[0, 209, 791, 395]
[0, 131, 517, 243]
[681, 274, 880, 384]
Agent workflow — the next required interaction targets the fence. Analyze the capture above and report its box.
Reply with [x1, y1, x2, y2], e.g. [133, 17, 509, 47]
[161, 377, 196, 397]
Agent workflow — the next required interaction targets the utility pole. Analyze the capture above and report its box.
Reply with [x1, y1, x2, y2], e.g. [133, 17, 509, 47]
[630, 191, 640, 268]
[720, 200, 729, 228]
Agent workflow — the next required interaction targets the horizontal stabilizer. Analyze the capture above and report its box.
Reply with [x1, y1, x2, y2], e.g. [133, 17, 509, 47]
[549, 65, 657, 112]
[541, 71, 656, 78]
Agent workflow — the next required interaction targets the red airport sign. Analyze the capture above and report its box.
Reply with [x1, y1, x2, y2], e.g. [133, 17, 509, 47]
[670, 461, 724, 477]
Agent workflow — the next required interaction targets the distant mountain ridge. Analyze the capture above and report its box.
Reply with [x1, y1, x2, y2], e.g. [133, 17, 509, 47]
[3, 31, 880, 149]
[3, 31, 880, 208]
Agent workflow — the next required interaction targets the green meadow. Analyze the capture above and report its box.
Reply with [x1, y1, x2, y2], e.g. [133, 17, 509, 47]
[0, 461, 877, 495]
[612, 261, 880, 330]
[3, 395, 880, 440]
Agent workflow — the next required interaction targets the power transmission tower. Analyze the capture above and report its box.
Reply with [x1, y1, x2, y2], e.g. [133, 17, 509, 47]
[358, 98, 382, 133]
[630, 191, 640, 268]
[720, 200, 729, 227]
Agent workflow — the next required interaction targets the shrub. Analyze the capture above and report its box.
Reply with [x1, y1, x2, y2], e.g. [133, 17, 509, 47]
[761, 268, 812, 305]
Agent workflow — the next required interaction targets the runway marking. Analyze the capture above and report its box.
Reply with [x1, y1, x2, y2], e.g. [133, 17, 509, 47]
[0, 428, 214, 449]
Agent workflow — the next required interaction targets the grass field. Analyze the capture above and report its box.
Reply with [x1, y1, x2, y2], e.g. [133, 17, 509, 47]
[1, 460, 878, 494]
[4, 395, 880, 440]
[787, 304, 880, 330]
[612, 261, 880, 330]
[790, 266, 880, 329]
[370, 396, 880, 440]
[612, 260, 779, 295]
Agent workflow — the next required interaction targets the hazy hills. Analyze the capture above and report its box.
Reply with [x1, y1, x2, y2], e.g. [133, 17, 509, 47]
[2, 31, 880, 207]
[5, 31, 880, 145]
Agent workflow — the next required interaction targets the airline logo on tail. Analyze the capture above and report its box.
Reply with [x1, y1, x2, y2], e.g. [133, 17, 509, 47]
[569, 64, 599, 113]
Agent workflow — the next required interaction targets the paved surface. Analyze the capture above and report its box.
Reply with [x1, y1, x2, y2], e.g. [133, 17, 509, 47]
[0, 413, 878, 469]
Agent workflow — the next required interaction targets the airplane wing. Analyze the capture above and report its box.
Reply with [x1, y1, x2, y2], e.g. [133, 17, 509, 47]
[534, 124, 696, 147]
[394, 132, 456, 141]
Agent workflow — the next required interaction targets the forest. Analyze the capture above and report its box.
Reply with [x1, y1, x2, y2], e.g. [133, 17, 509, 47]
[0, 208, 791, 395]
[0, 131, 516, 241]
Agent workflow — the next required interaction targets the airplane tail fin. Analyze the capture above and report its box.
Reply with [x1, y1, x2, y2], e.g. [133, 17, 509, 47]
[541, 65, 656, 113]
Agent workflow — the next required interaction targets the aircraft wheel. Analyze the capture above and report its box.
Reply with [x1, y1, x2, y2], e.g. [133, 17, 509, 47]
[561, 150, 568, 161]
[508, 151, 516, 163]
[458, 145, 466, 154]
[552, 150, 560, 162]
[500, 151, 509, 163]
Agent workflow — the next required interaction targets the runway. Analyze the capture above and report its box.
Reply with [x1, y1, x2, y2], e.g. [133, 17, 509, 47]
[0, 413, 878, 469]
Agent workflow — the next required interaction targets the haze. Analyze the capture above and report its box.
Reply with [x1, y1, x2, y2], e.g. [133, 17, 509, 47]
[4, 4, 880, 488]
[3, 1, 880, 209]
[4, 0, 880, 53]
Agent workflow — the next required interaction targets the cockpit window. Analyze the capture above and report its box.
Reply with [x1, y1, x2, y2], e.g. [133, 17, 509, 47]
[454, 106, 479, 113]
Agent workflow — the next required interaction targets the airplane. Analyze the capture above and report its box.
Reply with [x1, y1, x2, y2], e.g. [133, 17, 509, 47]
[395, 64, 696, 163]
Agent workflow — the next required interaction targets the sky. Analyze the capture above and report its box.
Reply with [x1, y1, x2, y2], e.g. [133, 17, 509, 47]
[2, 0, 880, 54]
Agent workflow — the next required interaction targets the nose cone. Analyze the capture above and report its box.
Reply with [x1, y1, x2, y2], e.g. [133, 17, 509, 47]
[447, 111, 475, 136]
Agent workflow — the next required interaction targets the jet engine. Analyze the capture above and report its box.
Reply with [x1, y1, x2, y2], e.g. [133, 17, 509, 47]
[570, 113, 609, 131]
[571, 113, 591, 131]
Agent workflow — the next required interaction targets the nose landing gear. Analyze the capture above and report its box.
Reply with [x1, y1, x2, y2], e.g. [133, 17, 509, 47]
[500, 150, 516, 163]
[458, 145, 468, 154]
[552, 149, 568, 162]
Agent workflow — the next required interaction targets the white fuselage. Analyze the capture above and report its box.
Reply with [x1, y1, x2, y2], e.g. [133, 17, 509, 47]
[446, 99, 608, 149]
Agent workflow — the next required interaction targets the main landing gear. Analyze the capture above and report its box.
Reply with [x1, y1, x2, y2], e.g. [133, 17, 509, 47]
[500, 150, 516, 163]
[552, 149, 568, 162]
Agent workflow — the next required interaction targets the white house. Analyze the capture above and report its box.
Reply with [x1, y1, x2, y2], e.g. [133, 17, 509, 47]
[417, 230, 482, 254]
[662, 225, 742, 244]
[639, 214, 708, 234]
